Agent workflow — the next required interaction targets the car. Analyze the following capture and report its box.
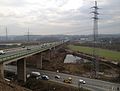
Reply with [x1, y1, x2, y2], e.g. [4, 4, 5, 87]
[55, 75, 60, 79]
[28, 71, 41, 78]
[4, 78, 10, 82]
[78, 79, 86, 84]
[41, 75, 49, 80]
[22, 46, 25, 48]
[63, 77, 72, 84]
[0, 50, 5, 55]
[27, 74, 30, 78]
[26, 48, 31, 50]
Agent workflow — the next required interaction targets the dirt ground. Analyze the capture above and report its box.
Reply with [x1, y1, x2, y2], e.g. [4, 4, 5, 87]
[0, 78, 31, 91]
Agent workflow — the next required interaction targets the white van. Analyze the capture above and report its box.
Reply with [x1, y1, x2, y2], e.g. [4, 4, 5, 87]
[0, 50, 5, 55]
[27, 71, 41, 78]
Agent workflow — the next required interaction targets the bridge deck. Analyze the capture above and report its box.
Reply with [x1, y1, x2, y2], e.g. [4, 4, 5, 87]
[0, 42, 63, 64]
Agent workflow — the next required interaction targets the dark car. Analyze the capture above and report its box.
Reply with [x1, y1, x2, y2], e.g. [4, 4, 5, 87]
[55, 75, 60, 79]
[41, 75, 49, 80]
[22, 46, 25, 48]
[26, 48, 31, 50]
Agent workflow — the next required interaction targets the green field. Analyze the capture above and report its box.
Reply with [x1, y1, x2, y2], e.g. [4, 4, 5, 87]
[68, 45, 120, 61]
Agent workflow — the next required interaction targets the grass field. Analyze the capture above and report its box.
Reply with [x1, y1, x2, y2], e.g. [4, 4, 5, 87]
[68, 45, 120, 61]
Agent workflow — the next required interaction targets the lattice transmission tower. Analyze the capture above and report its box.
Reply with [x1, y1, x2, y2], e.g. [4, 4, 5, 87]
[91, 1, 99, 78]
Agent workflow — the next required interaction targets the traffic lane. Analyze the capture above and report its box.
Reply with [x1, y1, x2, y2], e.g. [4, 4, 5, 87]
[26, 68, 120, 91]
[5, 66, 98, 91]
[30, 70, 120, 89]
[1, 45, 37, 53]
[0, 42, 60, 58]
[50, 79, 106, 91]
[62, 73, 119, 90]
[23, 69, 107, 91]
[4, 45, 40, 53]
[35, 70, 107, 91]
[1, 42, 60, 56]
[0, 45, 42, 58]
[44, 74, 105, 91]
[41, 70, 120, 91]
[5, 65, 120, 91]
[0, 49, 30, 58]
[0, 47, 26, 57]
[0, 44, 50, 58]
[58, 73, 110, 89]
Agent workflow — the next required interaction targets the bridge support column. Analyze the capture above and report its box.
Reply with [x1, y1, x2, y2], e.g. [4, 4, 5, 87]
[48, 49, 51, 60]
[36, 53, 42, 69]
[17, 58, 26, 82]
[0, 63, 4, 79]
[42, 51, 51, 61]
[51, 47, 56, 58]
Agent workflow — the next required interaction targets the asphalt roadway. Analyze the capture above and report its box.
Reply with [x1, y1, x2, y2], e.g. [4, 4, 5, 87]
[5, 65, 120, 91]
[0, 45, 42, 57]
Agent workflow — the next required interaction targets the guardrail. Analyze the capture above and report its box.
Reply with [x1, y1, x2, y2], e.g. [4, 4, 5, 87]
[0, 42, 62, 63]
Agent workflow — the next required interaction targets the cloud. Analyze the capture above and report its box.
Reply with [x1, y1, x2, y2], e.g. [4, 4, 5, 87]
[0, 0, 120, 35]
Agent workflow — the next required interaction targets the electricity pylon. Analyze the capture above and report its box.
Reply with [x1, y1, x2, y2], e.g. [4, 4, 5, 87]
[91, 1, 99, 78]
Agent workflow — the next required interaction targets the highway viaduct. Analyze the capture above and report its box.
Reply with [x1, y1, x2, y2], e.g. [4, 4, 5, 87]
[0, 41, 65, 82]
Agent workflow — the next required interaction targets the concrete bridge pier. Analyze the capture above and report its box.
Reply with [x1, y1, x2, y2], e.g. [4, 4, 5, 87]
[36, 53, 43, 69]
[48, 49, 51, 60]
[17, 58, 26, 82]
[42, 50, 51, 61]
[52, 47, 56, 58]
[0, 63, 4, 79]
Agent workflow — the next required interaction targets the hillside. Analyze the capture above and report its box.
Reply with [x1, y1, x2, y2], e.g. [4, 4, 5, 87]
[0, 79, 31, 91]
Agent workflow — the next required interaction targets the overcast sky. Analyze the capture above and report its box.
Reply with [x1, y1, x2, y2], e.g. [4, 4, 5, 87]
[0, 0, 120, 35]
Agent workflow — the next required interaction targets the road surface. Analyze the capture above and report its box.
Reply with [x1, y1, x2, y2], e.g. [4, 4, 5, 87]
[5, 65, 120, 91]
[0, 44, 46, 57]
[0, 42, 61, 63]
